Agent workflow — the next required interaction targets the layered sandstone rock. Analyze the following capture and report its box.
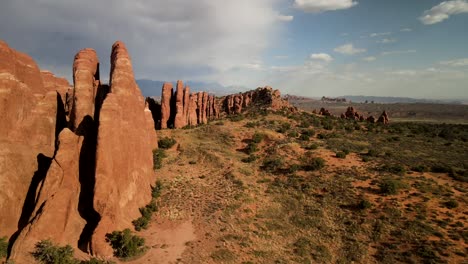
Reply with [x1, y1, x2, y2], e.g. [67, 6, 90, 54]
[174, 80, 186, 128]
[9, 129, 85, 263]
[183, 86, 190, 125]
[0, 41, 59, 238]
[160, 82, 173, 129]
[70, 49, 100, 130]
[92, 41, 157, 257]
[187, 93, 198, 126]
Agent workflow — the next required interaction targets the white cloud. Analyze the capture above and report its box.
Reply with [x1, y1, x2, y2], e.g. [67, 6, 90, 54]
[370, 32, 391, 37]
[400, 28, 412, 32]
[334, 43, 366, 55]
[376, 38, 397, 44]
[310, 53, 333, 62]
[381, 50, 417, 56]
[277, 15, 294, 22]
[362, 56, 376, 62]
[439, 58, 468, 66]
[274, 55, 289, 59]
[420, 0, 468, 25]
[293, 0, 358, 13]
[0, 0, 282, 85]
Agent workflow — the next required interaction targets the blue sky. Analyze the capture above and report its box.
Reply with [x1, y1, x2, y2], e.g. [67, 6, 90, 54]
[0, 0, 467, 99]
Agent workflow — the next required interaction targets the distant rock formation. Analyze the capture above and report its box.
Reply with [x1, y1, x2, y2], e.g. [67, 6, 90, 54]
[150, 85, 295, 129]
[1, 40, 157, 262]
[377, 110, 389, 124]
[321, 96, 346, 103]
[318, 107, 332, 116]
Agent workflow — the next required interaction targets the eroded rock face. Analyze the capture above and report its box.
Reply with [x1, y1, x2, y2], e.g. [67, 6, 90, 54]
[160, 82, 173, 129]
[183, 86, 190, 125]
[174, 80, 186, 129]
[0, 40, 59, 238]
[187, 93, 198, 126]
[70, 49, 100, 130]
[92, 41, 157, 257]
[9, 129, 85, 263]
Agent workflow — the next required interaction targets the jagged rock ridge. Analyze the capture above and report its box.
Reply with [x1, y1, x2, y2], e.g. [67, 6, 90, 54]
[150, 85, 295, 129]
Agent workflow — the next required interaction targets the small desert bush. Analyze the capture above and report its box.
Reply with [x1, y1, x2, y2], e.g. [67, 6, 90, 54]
[252, 132, 265, 143]
[443, 200, 459, 209]
[304, 143, 319, 150]
[229, 115, 244, 122]
[151, 180, 163, 199]
[31, 240, 77, 264]
[152, 149, 166, 170]
[336, 151, 347, 159]
[300, 154, 325, 171]
[357, 199, 373, 210]
[0, 236, 8, 259]
[379, 178, 406, 195]
[262, 157, 284, 172]
[158, 137, 176, 149]
[241, 154, 258, 163]
[106, 229, 146, 259]
[380, 164, 406, 175]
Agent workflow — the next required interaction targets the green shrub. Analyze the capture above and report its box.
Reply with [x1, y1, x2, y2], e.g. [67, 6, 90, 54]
[262, 157, 284, 172]
[31, 240, 78, 264]
[241, 154, 258, 163]
[152, 149, 166, 170]
[82, 258, 115, 264]
[357, 199, 373, 210]
[106, 229, 146, 259]
[301, 155, 326, 171]
[411, 165, 428, 173]
[252, 132, 265, 143]
[299, 134, 310, 141]
[367, 149, 379, 157]
[287, 130, 299, 138]
[151, 180, 163, 199]
[0, 236, 8, 259]
[430, 165, 453, 174]
[158, 137, 177, 149]
[444, 200, 459, 209]
[245, 122, 257, 128]
[246, 142, 258, 154]
[229, 115, 244, 122]
[304, 143, 318, 150]
[277, 122, 291, 133]
[301, 129, 315, 137]
[381, 164, 406, 175]
[336, 151, 347, 159]
[379, 179, 406, 195]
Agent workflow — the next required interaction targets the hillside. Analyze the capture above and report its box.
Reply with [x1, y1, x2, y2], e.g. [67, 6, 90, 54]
[127, 111, 467, 264]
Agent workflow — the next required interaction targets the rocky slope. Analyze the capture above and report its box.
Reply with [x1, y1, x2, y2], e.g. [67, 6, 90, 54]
[0, 40, 157, 262]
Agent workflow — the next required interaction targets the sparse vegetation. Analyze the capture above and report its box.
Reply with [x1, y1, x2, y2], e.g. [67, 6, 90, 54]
[158, 137, 177, 149]
[152, 148, 166, 170]
[31, 240, 77, 264]
[0, 236, 8, 259]
[106, 229, 146, 259]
